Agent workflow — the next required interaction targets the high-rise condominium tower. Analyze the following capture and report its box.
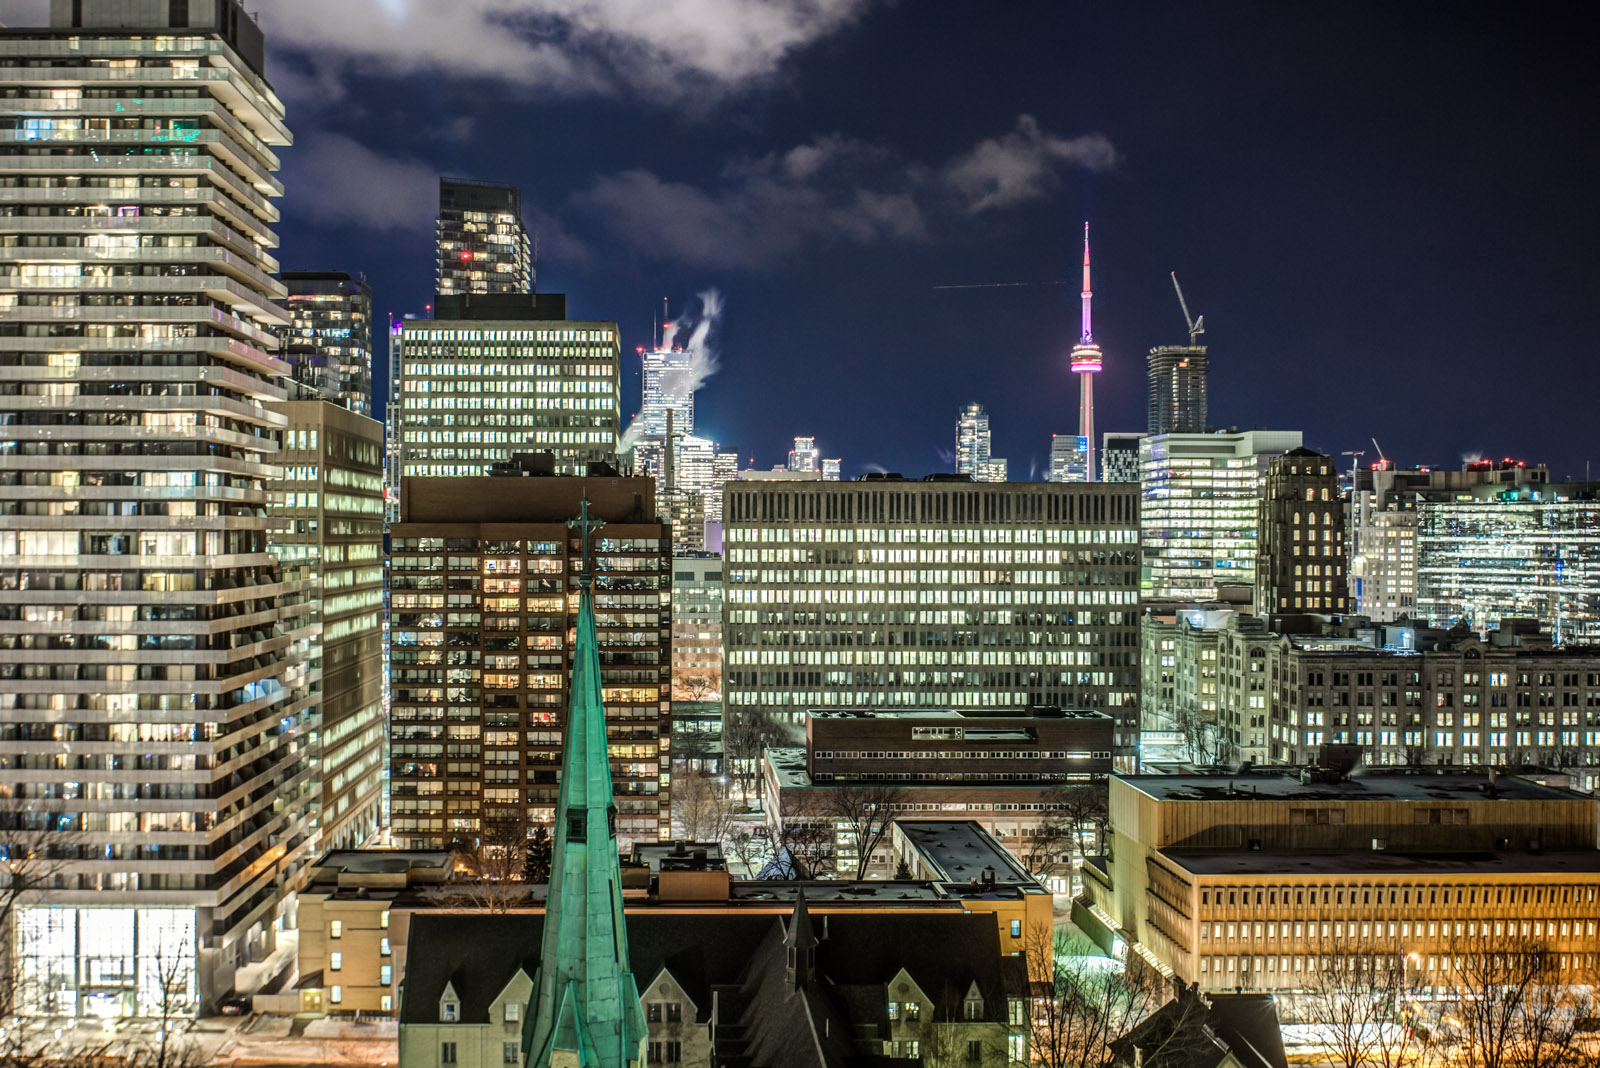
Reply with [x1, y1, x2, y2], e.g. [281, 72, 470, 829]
[436, 178, 532, 297]
[1146, 346, 1208, 436]
[1048, 433, 1087, 483]
[280, 270, 373, 416]
[0, 0, 301, 1015]
[957, 403, 1007, 482]
[788, 435, 820, 473]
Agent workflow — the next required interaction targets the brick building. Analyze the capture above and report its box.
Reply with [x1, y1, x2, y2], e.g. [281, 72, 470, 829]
[763, 707, 1112, 879]
[389, 466, 671, 848]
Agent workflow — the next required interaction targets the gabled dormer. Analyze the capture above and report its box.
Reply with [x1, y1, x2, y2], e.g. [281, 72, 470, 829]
[962, 980, 985, 1021]
[439, 980, 461, 1023]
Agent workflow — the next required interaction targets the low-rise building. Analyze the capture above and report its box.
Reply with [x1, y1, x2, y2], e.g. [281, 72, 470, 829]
[398, 903, 1029, 1068]
[763, 707, 1113, 877]
[1080, 770, 1600, 992]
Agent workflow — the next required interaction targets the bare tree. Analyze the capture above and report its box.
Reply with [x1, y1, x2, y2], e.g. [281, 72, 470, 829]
[127, 942, 206, 1068]
[766, 791, 836, 878]
[828, 782, 907, 880]
[670, 722, 716, 772]
[722, 709, 786, 804]
[724, 827, 768, 878]
[672, 771, 736, 844]
[522, 822, 553, 884]
[676, 674, 715, 702]
[1, 798, 84, 1051]
[1295, 950, 1417, 1068]
[1022, 784, 1107, 888]
[1024, 924, 1170, 1068]
[1440, 933, 1595, 1068]
[443, 822, 528, 913]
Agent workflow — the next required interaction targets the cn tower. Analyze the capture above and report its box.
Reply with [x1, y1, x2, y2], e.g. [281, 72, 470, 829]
[1069, 221, 1103, 482]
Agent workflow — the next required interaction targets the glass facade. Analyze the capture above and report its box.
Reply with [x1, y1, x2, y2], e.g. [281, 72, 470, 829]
[1417, 485, 1600, 644]
[14, 907, 195, 1019]
[281, 271, 373, 416]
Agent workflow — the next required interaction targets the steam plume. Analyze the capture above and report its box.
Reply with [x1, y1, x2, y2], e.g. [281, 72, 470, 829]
[620, 288, 724, 454]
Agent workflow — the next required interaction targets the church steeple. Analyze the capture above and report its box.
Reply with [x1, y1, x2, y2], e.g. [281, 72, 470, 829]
[784, 887, 819, 988]
[525, 499, 648, 1068]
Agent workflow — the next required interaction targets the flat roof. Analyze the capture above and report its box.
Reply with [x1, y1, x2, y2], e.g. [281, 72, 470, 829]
[312, 849, 452, 874]
[809, 707, 1110, 721]
[1165, 850, 1600, 878]
[1120, 771, 1586, 804]
[895, 820, 1037, 885]
[727, 880, 952, 903]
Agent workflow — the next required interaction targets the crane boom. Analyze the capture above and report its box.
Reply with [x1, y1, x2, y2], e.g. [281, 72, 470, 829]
[1170, 271, 1205, 346]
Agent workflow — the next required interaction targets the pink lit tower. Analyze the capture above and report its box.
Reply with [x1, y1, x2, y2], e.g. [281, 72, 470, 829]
[1069, 221, 1103, 482]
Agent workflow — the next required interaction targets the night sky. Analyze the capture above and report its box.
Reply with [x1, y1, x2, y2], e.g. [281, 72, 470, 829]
[7, 1, 1596, 479]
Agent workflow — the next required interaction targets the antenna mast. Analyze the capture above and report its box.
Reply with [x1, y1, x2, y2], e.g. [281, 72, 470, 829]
[1171, 272, 1205, 347]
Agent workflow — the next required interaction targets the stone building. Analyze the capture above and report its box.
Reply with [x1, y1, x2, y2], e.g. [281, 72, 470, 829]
[1254, 449, 1346, 615]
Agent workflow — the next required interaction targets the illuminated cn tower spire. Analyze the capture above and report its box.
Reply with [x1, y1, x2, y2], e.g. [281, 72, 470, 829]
[1069, 221, 1103, 482]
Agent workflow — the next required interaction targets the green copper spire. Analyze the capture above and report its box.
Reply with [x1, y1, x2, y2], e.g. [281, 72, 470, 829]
[525, 499, 648, 1068]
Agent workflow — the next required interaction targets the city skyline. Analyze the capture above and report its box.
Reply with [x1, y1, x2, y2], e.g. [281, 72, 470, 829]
[0, 1, 1579, 479]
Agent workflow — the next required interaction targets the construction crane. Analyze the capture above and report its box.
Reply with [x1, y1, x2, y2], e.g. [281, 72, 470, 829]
[1170, 272, 1205, 346]
[1371, 438, 1388, 464]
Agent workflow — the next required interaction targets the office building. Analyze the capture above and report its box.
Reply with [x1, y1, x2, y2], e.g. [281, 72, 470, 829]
[0, 0, 303, 1014]
[1145, 345, 1209, 436]
[1140, 430, 1303, 601]
[957, 403, 1007, 482]
[1417, 481, 1600, 645]
[1138, 604, 1236, 764]
[1048, 433, 1087, 483]
[639, 344, 694, 439]
[436, 178, 531, 297]
[821, 457, 841, 482]
[763, 707, 1113, 878]
[267, 401, 387, 851]
[722, 478, 1142, 761]
[1081, 770, 1600, 992]
[1350, 460, 1547, 622]
[1255, 448, 1347, 615]
[280, 270, 373, 416]
[396, 293, 620, 478]
[669, 554, 724, 767]
[787, 435, 819, 474]
[1101, 432, 1145, 484]
[389, 466, 671, 849]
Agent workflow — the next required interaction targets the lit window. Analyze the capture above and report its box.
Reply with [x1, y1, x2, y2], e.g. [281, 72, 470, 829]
[330, 952, 342, 971]
[330, 920, 342, 939]
[330, 985, 342, 1004]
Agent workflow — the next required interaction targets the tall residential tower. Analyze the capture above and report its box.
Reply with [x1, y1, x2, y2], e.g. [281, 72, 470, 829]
[0, 0, 302, 1014]
[435, 178, 532, 297]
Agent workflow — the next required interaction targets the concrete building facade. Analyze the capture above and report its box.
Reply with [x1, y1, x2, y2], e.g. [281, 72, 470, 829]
[396, 293, 620, 479]
[722, 478, 1142, 762]
[1145, 345, 1208, 437]
[0, 0, 306, 1014]
[1081, 772, 1600, 993]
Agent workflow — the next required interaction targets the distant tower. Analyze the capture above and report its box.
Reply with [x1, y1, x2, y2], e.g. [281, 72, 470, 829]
[1069, 223, 1103, 483]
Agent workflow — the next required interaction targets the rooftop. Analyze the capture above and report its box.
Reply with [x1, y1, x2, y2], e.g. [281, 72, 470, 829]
[309, 849, 451, 876]
[809, 706, 1109, 721]
[1166, 850, 1600, 878]
[894, 820, 1039, 887]
[1121, 770, 1587, 804]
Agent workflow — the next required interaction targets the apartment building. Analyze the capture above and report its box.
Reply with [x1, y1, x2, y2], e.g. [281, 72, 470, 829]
[279, 270, 372, 415]
[389, 467, 671, 848]
[0, 0, 304, 1014]
[1081, 771, 1600, 992]
[723, 477, 1141, 763]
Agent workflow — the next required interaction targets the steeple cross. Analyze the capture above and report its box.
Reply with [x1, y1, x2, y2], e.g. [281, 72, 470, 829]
[568, 497, 605, 583]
